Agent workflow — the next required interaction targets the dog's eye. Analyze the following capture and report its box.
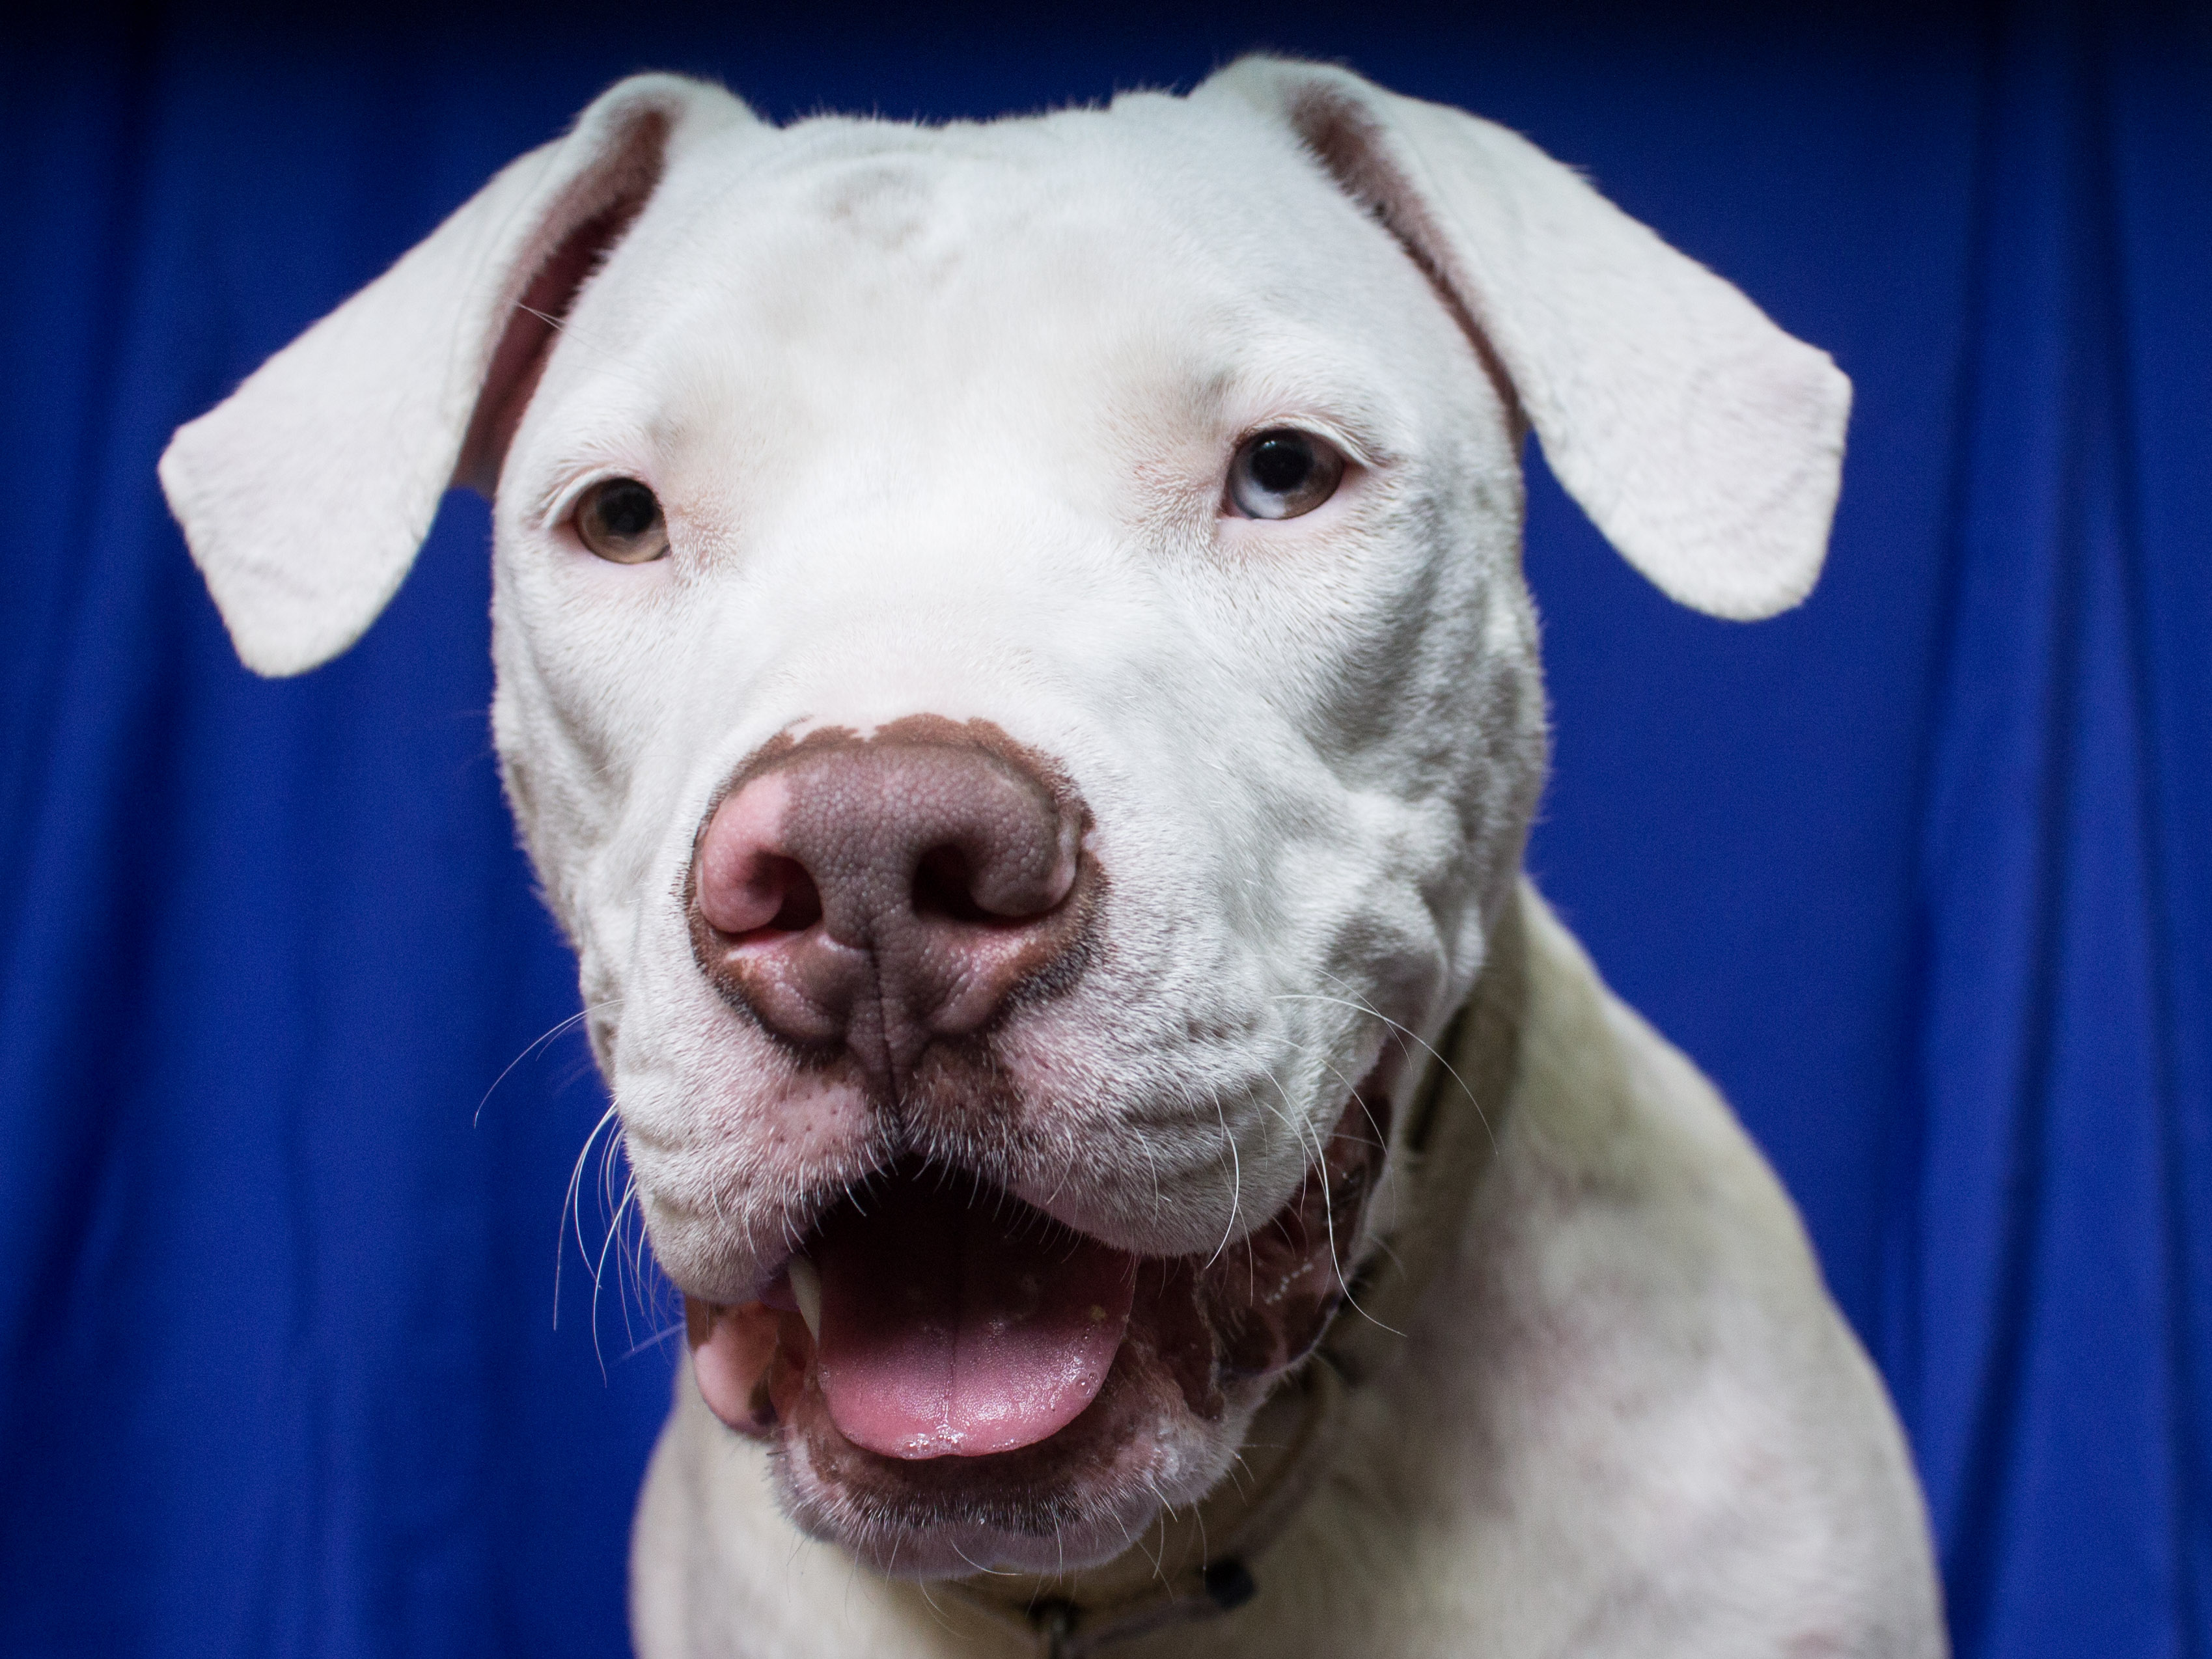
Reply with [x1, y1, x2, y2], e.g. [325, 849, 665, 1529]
[574, 478, 670, 564]
[1226, 429, 1346, 521]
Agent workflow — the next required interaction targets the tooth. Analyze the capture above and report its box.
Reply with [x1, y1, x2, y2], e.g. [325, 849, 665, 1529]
[788, 1255, 822, 1341]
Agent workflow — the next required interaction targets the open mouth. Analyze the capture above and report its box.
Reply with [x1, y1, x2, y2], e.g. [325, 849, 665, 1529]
[697, 1168, 1142, 1459]
[684, 1086, 1392, 1544]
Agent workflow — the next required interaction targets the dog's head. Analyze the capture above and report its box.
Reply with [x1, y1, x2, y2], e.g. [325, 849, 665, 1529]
[161, 61, 1845, 1579]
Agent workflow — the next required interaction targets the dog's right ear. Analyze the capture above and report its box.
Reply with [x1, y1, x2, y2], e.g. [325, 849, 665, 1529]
[1198, 58, 1849, 622]
[159, 74, 756, 677]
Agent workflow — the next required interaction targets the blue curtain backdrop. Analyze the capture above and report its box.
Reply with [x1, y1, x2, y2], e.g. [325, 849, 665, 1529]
[2, 3, 2205, 1655]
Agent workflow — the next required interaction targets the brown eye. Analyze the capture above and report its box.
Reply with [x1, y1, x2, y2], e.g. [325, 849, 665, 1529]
[1226, 428, 1346, 520]
[574, 477, 669, 564]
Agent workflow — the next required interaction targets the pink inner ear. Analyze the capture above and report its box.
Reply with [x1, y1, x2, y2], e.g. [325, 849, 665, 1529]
[452, 117, 669, 497]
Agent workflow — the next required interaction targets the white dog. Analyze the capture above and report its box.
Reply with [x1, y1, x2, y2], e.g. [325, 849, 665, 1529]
[161, 59, 1946, 1658]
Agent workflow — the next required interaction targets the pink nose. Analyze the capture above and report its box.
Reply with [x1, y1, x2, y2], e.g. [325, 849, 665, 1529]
[688, 729, 1091, 1092]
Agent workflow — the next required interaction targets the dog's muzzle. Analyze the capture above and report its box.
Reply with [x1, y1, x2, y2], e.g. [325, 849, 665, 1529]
[681, 716, 1126, 1460]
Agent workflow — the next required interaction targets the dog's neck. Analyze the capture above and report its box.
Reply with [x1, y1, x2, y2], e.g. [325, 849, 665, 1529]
[941, 882, 1533, 1659]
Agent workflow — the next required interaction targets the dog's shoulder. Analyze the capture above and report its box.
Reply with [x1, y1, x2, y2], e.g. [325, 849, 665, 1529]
[1214, 886, 1949, 1658]
[1508, 882, 1822, 1285]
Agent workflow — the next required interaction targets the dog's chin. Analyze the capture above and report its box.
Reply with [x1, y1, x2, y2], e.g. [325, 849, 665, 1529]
[677, 1086, 1390, 1582]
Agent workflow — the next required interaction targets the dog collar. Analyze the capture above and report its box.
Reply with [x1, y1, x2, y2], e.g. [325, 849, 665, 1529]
[942, 884, 1532, 1659]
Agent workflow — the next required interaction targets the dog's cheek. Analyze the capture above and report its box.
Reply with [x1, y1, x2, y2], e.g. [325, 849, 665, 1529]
[1162, 423, 1541, 1006]
[489, 672, 662, 1093]
[492, 525, 710, 838]
[488, 657, 588, 932]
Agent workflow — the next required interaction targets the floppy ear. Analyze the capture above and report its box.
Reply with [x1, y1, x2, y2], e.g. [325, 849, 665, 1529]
[159, 74, 757, 676]
[1198, 58, 1850, 620]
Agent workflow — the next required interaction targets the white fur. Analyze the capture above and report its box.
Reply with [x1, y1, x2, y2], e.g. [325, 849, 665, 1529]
[161, 58, 1941, 1658]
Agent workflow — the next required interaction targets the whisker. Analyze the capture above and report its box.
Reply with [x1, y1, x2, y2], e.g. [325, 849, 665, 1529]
[479, 996, 622, 1127]
[591, 1175, 638, 1380]
[557, 1099, 622, 1328]
[947, 1540, 1018, 1577]
[1278, 987, 1496, 1155]
[1205, 1084, 1244, 1270]
[620, 1321, 685, 1362]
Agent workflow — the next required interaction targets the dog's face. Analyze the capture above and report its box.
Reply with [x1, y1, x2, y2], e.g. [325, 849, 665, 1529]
[161, 61, 1846, 1580]
[494, 100, 1541, 1571]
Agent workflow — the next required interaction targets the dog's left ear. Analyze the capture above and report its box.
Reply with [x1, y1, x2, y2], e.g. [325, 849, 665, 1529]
[1199, 58, 1849, 620]
[160, 74, 758, 676]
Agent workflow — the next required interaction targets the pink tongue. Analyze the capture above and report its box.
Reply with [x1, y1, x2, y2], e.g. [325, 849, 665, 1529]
[813, 1179, 1136, 1460]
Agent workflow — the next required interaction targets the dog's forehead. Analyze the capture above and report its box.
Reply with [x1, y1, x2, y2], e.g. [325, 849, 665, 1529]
[670, 94, 1377, 315]
[549, 93, 1446, 443]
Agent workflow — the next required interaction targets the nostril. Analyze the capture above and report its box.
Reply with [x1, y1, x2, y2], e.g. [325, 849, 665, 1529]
[912, 833, 1078, 927]
[701, 850, 823, 940]
[911, 845, 995, 925]
[763, 857, 823, 933]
